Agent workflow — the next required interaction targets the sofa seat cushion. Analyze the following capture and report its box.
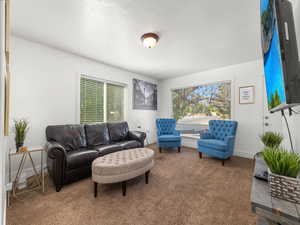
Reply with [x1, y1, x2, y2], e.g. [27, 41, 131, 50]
[66, 149, 99, 170]
[118, 140, 142, 149]
[96, 144, 123, 157]
[198, 139, 227, 151]
[158, 135, 181, 142]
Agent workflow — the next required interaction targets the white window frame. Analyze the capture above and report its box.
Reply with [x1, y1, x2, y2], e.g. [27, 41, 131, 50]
[171, 80, 234, 130]
[76, 74, 127, 123]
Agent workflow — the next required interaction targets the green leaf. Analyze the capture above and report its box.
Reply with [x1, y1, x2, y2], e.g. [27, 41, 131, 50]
[262, 147, 300, 178]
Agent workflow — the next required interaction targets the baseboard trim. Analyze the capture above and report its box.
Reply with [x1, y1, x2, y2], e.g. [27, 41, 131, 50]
[180, 144, 254, 159]
[233, 151, 254, 159]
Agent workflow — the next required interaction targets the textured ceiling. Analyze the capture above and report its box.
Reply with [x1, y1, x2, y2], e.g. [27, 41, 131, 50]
[12, 0, 264, 79]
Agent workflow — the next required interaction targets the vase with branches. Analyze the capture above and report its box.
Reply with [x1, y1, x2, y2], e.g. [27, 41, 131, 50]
[14, 119, 29, 152]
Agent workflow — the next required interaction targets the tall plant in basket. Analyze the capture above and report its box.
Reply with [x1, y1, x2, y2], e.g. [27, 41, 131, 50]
[262, 147, 300, 203]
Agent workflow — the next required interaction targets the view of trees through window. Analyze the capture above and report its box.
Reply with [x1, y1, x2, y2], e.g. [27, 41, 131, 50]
[172, 82, 231, 124]
[80, 76, 125, 123]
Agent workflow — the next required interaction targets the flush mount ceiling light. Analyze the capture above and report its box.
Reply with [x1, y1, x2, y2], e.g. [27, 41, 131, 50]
[141, 33, 159, 48]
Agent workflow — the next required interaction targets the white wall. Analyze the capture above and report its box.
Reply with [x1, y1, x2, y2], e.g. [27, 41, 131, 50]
[290, 0, 300, 55]
[290, 0, 300, 152]
[158, 60, 265, 158]
[9, 36, 158, 174]
[0, 0, 7, 224]
[291, 102, 300, 151]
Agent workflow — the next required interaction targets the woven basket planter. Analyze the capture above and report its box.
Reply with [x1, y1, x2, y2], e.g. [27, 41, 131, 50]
[268, 169, 300, 204]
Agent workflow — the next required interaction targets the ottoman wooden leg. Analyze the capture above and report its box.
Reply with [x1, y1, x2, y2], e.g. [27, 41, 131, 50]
[122, 181, 126, 196]
[199, 152, 202, 159]
[94, 182, 98, 198]
[145, 171, 150, 184]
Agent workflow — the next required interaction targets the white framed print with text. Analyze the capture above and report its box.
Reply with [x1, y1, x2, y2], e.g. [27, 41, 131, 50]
[239, 86, 255, 104]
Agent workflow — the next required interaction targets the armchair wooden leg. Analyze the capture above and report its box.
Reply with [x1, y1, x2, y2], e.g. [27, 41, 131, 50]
[178, 147, 181, 153]
[222, 159, 225, 166]
[159, 147, 162, 153]
[199, 152, 202, 159]
[122, 181, 126, 196]
[94, 182, 98, 198]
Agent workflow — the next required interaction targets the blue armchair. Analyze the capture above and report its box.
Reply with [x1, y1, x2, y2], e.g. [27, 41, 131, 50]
[156, 118, 181, 153]
[197, 120, 238, 166]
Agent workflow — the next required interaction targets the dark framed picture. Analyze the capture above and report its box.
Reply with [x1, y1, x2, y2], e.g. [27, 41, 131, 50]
[133, 79, 157, 110]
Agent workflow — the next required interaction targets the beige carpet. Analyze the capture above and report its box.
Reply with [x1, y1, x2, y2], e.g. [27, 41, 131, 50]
[7, 145, 256, 225]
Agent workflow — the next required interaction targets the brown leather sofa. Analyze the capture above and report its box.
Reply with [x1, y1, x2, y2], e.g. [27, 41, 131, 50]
[45, 122, 146, 192]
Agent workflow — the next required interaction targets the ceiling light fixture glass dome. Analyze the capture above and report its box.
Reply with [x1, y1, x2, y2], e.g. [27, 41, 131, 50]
[141, 33, 159, 48]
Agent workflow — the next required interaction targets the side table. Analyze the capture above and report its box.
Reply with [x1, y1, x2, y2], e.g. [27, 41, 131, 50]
[8, 147, 45, 199]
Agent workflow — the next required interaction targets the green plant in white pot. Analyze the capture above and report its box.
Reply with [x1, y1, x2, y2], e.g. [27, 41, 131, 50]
[262, 147, 300, 203]
[255, 132, 283, 158]
[260, 132, 283, 148]
[14, 119, 29, 152]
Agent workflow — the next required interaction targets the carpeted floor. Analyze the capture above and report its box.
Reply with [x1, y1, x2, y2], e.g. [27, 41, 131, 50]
[7, 145, 256, 225]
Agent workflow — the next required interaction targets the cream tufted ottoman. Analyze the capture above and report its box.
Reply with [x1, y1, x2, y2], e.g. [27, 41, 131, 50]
[92, 148, 154, 197]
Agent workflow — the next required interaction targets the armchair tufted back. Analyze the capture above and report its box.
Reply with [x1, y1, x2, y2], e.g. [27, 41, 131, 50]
[156, 118, 177, 136]
[209, 120, 238, 141]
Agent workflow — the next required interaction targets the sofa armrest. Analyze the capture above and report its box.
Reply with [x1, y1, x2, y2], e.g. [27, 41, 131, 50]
[225, 136, 235, 145]
[45, 141, 67, 191]
[45, 141, 67, 159]
[173, 130, 181, 136]
[225, 136, 235, 153]
[200, 130, 214, 139]
[128, 131, 146, 146]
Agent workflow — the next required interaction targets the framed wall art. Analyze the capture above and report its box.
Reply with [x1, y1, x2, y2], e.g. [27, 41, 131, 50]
[239, 86, 255, 104]
[133, 79, 157, 110]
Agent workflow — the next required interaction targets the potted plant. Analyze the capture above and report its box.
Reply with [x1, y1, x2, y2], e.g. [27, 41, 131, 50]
[254, 132, 283, 158]
[14, 119, 29, 152]
[260, 132, 283, 148]
[262, 147, 300, 203]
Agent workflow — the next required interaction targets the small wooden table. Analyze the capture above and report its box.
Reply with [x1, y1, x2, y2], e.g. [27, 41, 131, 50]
[251, 157, 300, 225]
[8, 147, 45, 199]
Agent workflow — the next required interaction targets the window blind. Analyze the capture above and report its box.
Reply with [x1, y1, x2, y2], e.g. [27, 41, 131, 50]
[80, 77, 104, 123]
[107, 83, 124, 122]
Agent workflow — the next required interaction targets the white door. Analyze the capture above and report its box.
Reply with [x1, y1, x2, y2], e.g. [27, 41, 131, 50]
[262, 76, 283, 133]
[262, 75, 299, 152]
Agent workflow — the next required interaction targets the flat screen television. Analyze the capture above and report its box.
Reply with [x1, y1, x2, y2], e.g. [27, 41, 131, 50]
[261, 0, 300, 113]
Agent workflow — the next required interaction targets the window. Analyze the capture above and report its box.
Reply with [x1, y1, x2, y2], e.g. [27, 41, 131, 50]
[80, 76, 125, 123]
[172, 81, 231, 128]
[107, 83, 124, 122]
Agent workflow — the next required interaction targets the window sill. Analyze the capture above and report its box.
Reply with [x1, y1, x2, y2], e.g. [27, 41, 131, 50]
[181, 134, 200, 139]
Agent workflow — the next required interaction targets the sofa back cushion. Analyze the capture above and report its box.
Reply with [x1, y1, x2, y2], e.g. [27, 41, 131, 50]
[46, 125, 87, 151]
[156, 118, 176, 136]
[209, 120, 238, 141]
[107, 122, 129, 142]
[85, 123, 110, 146]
